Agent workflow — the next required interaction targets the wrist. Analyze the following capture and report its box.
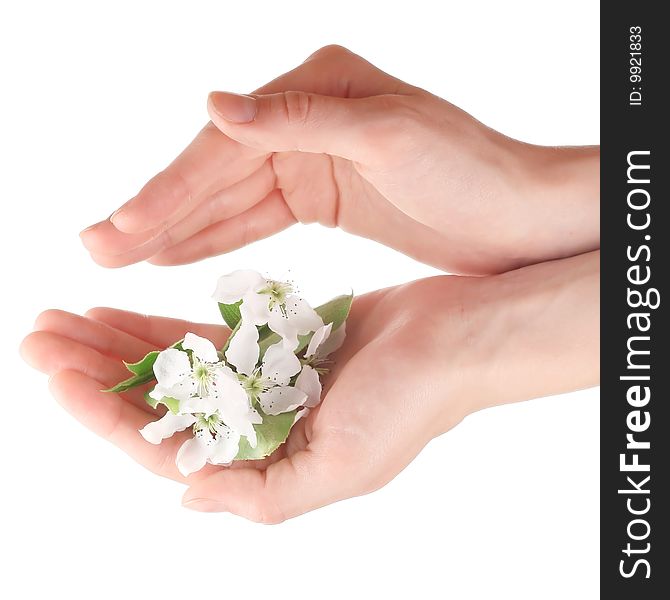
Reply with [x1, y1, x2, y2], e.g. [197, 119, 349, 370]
[437, 251, 600, 431]
[506, 143, 600, 265]
[437, 123, 599, 274]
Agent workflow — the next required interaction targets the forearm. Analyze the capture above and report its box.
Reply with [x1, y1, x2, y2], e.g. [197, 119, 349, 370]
[438, 96, 600, 273]
[455, 250, 600, 420]
[503, 143, 600, 269]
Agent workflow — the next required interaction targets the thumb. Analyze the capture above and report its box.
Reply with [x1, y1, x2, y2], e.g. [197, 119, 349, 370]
[181, 448, 353, 523]
[207, 90, 401, 163]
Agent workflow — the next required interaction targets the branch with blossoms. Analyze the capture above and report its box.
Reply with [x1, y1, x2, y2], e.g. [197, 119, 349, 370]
[106, 270, 352, 476]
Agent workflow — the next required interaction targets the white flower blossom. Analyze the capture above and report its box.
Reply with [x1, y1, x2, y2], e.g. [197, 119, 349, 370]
[213, 269, 323, 350]
[175, 414, 243, 476]
[132, 272, 348, 476]
[139, 332, 262, 476]
[147, 332, 221, 412]
[225, 323, 307, 415]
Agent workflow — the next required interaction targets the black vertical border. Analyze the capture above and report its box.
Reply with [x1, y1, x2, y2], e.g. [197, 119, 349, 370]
[601, 2, 668, 596]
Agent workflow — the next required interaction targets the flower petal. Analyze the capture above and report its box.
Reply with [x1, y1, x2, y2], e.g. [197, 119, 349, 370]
[211, 368, 250, 409]
[179, 395, 219, 416]
[294, 365, 322, 408]
[169, 379, 198, 402]
[262, 342, 301, 386]
[211, 370, 261, 447]
[243, 407, 263, 449]
[294, 407, 310, 423]
[139, 412, 196, 445]
[212, 269, 266, 304]
[176, 430, 213, 476]
[152, 348, 191, 389]
[148, 377, 195, 404]
[316, 322, 346, 358]
[182, 332, 219, 363]
[209, 425, 241, 465]
[239, 290, 271, 326]
[305, 323, 333, 358]
[268, 296, 323, 349]
[286, 296, 324, 332]
[225, 323, 259, 375]
[259, 386, 307, 416]
[148, 384, 170, 403]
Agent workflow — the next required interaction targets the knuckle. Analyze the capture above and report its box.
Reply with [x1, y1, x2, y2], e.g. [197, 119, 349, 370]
[247, 498, 286, 525]
[280, 91, 313, 125]
[168, 169, 194, 209]
[305, 44, 352, 63]
[359, 96, 428, 161]
[101, 401, 125, 442]
[238, 216, 253, 249]
[247, 470, 288, 525]
[155, 224, 175, 251]
[201, 237, 218, 261]
[204, 193, 221, 227]
[83, 307, 104, 320]
[149, 444, 178, 479]
[394, 100, 426, 130]
[145, 168, 193, 211]
[382, 96, 425, 130]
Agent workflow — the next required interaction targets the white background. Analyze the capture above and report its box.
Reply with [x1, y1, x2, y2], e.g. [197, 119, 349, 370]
[0, 1, 600, 598]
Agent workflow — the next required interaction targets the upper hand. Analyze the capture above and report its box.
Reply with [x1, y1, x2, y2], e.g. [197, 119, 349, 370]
[80, 46, 599, 275]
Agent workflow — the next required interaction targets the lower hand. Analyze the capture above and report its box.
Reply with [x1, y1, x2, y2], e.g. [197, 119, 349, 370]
[20, 250, 598, 522]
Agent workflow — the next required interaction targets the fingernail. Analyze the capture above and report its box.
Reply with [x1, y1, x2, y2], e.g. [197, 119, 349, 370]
[209, 92, 257, 123]
[182, 498, 227, 512]
[79, 224, 96, 236]
[80, 219, 107, 238]
[109, 208, 124, 227]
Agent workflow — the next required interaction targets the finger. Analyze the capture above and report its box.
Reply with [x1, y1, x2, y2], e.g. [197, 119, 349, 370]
[82, 158, 276, 264]
[83, 306, 298, 475]
[97, 123, 268, 235]
[207, 91, 399, 163]
[20, 330, 153, 413]
[84, 308, 230, 349]
[148, 189, 295, 266]
[182, 442, 351, 523]
[48, 370, 217, 483]
[33, 309, 161, 363]
[85, 46, 405, 238]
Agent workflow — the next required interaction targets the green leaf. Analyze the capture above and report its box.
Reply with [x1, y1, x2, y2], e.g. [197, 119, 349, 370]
[257, 324, 273, 342]
[258, 332, 280, 357]
[218, 300, 242, 330]
[235, 410, 298, 460]
[314, 292, 353, 332]
[105, 340, 183, 394]
[258, 292, 354, 357]
[106, 349, 160, 393]
[144, 391, 159, 409]
[124, 350, 160, 376]
[144, 392, 180, 414]
[105, 371, 156, 394]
